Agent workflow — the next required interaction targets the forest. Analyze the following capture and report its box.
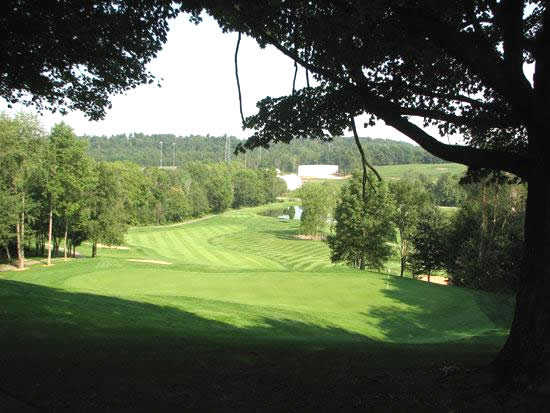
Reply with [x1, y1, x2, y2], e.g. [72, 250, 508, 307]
[81, 133, 444, 172]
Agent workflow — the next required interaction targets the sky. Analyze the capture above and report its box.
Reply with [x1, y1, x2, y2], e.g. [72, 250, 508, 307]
[0, 14, 415, 142]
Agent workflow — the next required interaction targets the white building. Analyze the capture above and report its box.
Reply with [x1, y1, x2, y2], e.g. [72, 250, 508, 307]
[297, 165, 339, 179]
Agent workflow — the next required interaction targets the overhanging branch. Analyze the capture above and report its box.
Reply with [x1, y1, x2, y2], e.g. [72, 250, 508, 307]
[251, 25, 530, 180]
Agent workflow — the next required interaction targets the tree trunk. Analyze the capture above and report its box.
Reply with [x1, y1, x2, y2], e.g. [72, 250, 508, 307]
[64, 221, 68, 261]
[5, 245, 11, 262]
[47, 208, 53, 265]
[359, 256, 365, 270]
[494, 167, 550, 383]
[400, 256, 405, 277]
[92, 241, 97, 258]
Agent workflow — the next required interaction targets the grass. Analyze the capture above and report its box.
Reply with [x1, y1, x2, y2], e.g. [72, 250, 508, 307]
[376, 162, 467, 181]
[0, 202, 514, 410]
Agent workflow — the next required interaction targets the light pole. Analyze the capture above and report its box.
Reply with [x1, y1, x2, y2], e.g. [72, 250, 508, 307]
[159, 141, 163, 168]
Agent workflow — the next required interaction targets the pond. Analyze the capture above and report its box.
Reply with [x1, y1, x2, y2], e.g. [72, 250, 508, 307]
[260, 205, 302, 220]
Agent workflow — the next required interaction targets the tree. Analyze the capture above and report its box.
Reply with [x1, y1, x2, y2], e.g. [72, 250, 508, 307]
[49, 124, 90, 261]
[0, 113, 44, 268]
[180, 0, 547, 380]
[445, 181, 526, 292]
[432, 174, 464, 207]
[389, 179, 431, 277]
[409, 208, 448, 283]
[204, 164, 234, 213]
[86, 162, 128, 258]
[232, 168, 264, 208]
[327, 174, 395, 270]
[0, 190, 17, 261]
[298, 182, 335, 238]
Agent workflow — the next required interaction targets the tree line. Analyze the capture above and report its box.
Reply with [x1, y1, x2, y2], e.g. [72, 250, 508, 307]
[82, 133, 445, 173]
[0, 114, 286, 268]
[299, 172, 524, 293]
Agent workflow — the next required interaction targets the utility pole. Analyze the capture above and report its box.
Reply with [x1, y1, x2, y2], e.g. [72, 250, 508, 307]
[159, 141, 163, 168]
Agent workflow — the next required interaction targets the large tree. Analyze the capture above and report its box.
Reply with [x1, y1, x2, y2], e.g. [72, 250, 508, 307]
[328, 174, 395, 270]
[175, 1, 548, 381]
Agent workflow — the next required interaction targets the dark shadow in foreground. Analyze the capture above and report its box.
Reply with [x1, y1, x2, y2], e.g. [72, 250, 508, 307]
[0, 279, 538, 411]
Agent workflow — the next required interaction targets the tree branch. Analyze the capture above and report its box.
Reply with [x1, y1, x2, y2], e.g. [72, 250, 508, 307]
[234, 32, 245, 125]
[398, 6, 533, 121]
[254, 26, 530, 179]
[378, 110, 528, 179]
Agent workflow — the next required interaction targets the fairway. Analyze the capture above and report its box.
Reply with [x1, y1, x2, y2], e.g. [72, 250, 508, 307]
[1, 203, 511, 348]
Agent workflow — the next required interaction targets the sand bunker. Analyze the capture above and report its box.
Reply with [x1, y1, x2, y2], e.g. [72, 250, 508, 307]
[294, 234, 325, 241]
[127, 259, 172, 265]
[417, 275, 449, 285]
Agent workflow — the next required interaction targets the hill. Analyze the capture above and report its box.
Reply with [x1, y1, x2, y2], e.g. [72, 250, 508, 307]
[80, 133, 446, 173]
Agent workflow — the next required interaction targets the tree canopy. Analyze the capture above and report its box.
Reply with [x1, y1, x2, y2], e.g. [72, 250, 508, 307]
[0, 0, 177, 119]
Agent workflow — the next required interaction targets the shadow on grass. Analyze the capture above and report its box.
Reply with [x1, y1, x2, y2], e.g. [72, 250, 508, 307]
[362, 277, 513, 347]
[0, 279, 369, 350]
[0, 278, 514, 411]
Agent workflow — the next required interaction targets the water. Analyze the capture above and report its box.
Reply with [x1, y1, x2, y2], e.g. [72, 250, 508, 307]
[267, 205, 302, 221]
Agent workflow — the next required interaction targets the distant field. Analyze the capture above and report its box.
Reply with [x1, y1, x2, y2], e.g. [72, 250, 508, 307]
[376, 162, 467, 181]
[292, 163, 467, 192]
[0, 202, 511, 409]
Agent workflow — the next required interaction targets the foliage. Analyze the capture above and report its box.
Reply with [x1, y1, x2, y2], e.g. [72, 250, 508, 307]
[298, 182, 337, 237]
[409, 208, 448, 280]
[389, 179, 432, 276]
[0, 114, 288, 260]
[81, 133, 445, 173]
[430, 174, 465, 207]
[0, 0, 178, 119]
[444, 182, 526, 292]
[86, 162, 129, 256]
[327, 174, 395, 270]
